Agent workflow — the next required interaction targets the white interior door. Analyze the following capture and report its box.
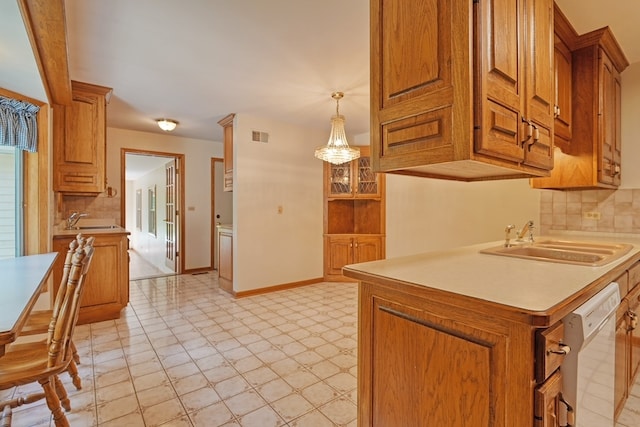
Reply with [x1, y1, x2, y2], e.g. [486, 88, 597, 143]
[165, 159, 177, 271]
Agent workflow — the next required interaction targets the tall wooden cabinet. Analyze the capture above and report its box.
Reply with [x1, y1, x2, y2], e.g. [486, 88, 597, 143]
[323, 146, 385, 281]
[218, 114, 235, 192]
[369, 0, 554, 181]
[531, 24, 629, 189]
[53, 81, 112, 194]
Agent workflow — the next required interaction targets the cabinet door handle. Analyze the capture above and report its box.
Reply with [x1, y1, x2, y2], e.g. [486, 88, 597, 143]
[627, 310, 638, 330]
[547, 344, 571, 355]
[613, 163, 621, 176]
[559, 393, 575, 427]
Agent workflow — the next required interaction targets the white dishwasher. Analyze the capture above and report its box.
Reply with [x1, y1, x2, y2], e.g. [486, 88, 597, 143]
[562, 281, 620, 427]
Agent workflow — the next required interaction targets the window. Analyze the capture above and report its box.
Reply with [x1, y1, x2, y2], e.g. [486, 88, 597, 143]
[0, 146, 23, 258]
[148, 186, 156, 237]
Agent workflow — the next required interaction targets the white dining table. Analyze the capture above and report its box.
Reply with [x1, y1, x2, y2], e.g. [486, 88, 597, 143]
[0, 252, 58, 356]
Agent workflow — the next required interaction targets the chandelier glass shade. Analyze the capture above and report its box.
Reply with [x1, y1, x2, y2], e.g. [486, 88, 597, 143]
[156, 118, 178, 132]
[314, 92, 360, 165]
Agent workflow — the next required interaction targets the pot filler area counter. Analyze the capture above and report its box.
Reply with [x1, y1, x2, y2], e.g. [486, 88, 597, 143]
[343, 234, 640, 426]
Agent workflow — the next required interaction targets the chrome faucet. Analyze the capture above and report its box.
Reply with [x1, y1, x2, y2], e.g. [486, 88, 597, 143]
[504, 225, 516, 247]
[66, 212, 88, 229]
[516, 220, 535, 243]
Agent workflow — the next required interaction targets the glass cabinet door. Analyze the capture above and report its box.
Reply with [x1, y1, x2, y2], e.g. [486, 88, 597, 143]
[329, 162, 353, 197]
[357, 155, 379, 197]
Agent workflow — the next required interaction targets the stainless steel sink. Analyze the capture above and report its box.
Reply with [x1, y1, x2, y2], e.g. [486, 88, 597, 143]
[75, 225, 119, 230]
[480, 239, 633, 266]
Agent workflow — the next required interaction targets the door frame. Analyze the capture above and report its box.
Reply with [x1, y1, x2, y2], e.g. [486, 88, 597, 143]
[120, 148, 186, 275]
[211, 157, 223, 270]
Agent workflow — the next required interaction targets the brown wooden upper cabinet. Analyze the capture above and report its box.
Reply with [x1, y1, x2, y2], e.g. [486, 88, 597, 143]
[552, 4, 575, 153]
[370, 0, 554, 181]
[53, 81, 112, 194]
[218, 114, 235, 192]
[531, 7, 629, 189]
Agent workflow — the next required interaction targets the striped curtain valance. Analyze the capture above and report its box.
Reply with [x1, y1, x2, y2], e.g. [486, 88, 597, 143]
[0, 96, 40, 153]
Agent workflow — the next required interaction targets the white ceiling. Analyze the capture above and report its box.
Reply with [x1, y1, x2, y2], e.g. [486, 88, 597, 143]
[3, 0, 640, 147]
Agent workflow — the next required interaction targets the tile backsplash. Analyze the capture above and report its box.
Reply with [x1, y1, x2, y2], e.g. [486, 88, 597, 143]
[56, 193, 121, 227]
[540, 188, 640, 235]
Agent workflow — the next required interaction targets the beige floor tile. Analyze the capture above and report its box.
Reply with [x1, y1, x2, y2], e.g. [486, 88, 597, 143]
[319, 396, 358, 425]
[189, 401, 234, 427]
[271, 392, 314, 422]
[224, 389, 268, 417]
[141, 396, 187, 426]
[173, 372, 210, 396]
[179, 385, 221, 413]
[97, 394, 140, 424]
[237, 404, 287, 427]
[256, 378, 294, 402]
[137, 382, 178, 409]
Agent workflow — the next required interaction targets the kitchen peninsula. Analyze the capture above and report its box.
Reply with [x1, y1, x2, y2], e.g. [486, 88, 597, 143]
[344, 236, 640, 426]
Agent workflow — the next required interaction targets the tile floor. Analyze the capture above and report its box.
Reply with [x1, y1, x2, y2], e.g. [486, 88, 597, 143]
[5, 274, 357, 426]
[3, 271, 640, 426]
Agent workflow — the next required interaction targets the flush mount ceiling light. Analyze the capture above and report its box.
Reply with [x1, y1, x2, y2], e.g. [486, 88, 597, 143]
[156, 118, 178, 132]
[314, 92, 360, 165]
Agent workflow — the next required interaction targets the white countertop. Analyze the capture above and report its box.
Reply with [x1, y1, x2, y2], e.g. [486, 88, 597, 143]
[0, 252, 58, 345]
[343, 234, 640, 313]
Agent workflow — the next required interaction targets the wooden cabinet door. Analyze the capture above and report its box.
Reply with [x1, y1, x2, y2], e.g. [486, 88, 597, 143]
[354, 236, 383, 264]
[370, 0, 468, 172]
[218, 114, 235, 192]
[53, 81, 111, 194]
[354, 153, 381, 199]
[598, 49, 623, 187]
[52, 233, 129, 324]
[554, 33, 572, 149]
[363, 291, 515, 426]
[615, 300, 629, 419]
[522, 0, 554, 170]
[475, 0, 525, 163]
[327, 161, 355, 198]
[325, 236, 354, 277]
[628, 284, 640, 387]
[534, 370, 563, 427]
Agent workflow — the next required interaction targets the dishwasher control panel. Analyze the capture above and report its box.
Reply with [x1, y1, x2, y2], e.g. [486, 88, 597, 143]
[564, 282, 620, 341]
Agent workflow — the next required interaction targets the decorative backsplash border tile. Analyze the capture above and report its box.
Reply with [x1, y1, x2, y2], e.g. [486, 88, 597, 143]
[540, 189, 640, 235]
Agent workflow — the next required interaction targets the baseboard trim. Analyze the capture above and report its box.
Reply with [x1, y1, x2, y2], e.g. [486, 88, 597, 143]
[234, 277, 325, 298]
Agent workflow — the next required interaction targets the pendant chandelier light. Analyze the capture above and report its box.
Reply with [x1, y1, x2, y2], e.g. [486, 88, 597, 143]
[314, 92, 360, 164]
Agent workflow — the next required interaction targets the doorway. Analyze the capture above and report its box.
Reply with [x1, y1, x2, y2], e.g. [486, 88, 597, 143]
[121, 149, 185, 280]
[211, 158, 232, 270]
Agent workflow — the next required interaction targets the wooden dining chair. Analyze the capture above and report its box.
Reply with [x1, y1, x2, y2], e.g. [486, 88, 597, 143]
[0, 236, 95, 427]
[18, 235, 86, 390]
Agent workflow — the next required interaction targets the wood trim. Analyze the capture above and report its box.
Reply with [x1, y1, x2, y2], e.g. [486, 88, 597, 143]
[17, 0, 72, 105]
[553, 3, 579, 49]
[120, 148, 186, 275]
[234, 278, 324, 298]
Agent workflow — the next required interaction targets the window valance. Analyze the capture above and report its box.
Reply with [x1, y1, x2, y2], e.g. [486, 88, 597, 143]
[0, 96, 40, 153]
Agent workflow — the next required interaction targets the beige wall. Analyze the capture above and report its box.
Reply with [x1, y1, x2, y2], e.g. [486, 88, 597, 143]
[233, 114, 325, 292]
[621, 62, 640, 188]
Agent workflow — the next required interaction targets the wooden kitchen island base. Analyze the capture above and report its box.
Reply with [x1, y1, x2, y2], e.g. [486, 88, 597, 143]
[52, 230, 130, 325]
[358, 280, 534, 426]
